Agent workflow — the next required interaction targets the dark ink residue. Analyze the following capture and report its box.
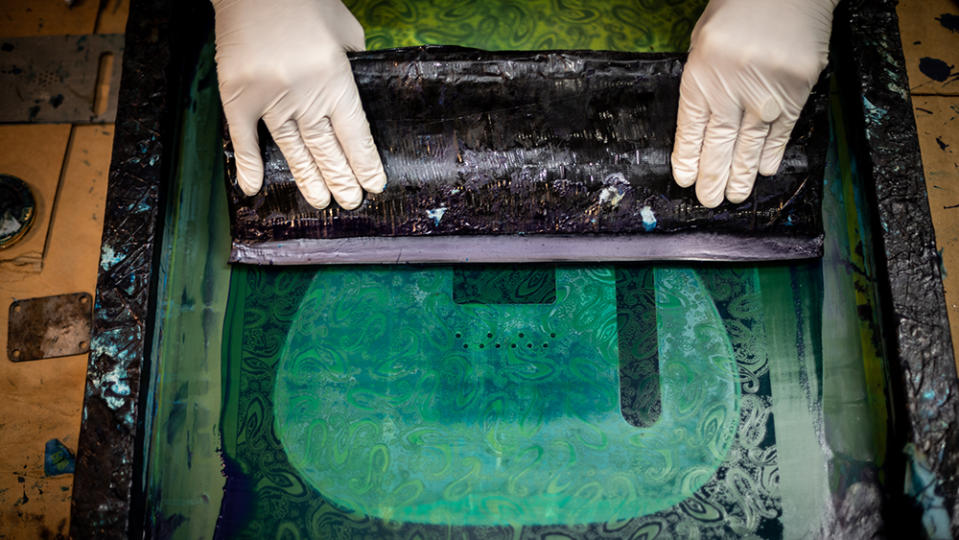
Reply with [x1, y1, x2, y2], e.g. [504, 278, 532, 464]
[49, 94, 64, 108]
[225, 47, 828, 260]
[1, 42, 13, 52]
[844, 2, 959, 535]
[936, 13, 959, 33]
[936, 137, 950, 151]
[214, 454, 255, 540]
[918, 57, 953, 82]
[165, 383, 188, 445]
[153, 513, 187, 539]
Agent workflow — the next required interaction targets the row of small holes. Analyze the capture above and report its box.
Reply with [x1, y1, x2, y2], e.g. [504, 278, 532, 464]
[454, 331, 556, 350]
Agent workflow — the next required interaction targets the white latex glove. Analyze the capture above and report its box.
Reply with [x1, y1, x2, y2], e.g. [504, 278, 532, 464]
[212, 0, 386, 210]
[671, 0, 836, 208]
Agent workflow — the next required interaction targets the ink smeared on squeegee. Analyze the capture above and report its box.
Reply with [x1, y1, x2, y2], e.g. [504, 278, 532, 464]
[224, 46, 829, 265]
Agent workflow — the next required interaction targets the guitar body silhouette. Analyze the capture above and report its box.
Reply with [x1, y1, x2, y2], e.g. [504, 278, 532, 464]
[275, 266, 739, 525]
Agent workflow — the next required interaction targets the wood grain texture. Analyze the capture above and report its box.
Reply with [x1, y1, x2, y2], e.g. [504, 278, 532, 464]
[0, 125, 70, 274]
[899, 0, 959, 372]
[0, 0, 129, 535]
[0, 0, 98, 37]
[0, 125, 113, 539]
[913, 97, 959, 368]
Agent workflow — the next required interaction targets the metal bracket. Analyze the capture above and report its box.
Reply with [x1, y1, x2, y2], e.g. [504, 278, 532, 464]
[7, 292, 93, 362]
[0, 34, 124, 123]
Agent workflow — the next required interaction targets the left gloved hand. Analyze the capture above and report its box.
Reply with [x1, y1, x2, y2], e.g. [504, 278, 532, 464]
[671, 0, 836, 208]
[212, 0, 386, 210]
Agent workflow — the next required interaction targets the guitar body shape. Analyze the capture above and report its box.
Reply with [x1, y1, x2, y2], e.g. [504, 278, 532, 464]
[275, 266, 739, 525]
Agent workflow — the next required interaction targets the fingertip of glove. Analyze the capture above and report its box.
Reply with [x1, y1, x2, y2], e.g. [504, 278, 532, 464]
[673, 170, 697, 188]
[759, 149, 787, 177]
[671, 157, 698, 188]
[361, 172, 387, 195]
[758, 160, 782, 177]
[338, 197, 363, 211]
[698, 194, 724, 209]
[304, 194, 332, 210]
[695, 174, 727, 209]
[333, 185, 364, 211]
[725, 189, 751, 205]
[299, 182, 332, 210]
[236, 173, 262, 197]
[725, 170, 757, 205]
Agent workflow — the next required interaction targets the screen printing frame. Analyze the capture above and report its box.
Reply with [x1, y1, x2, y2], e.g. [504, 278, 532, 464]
[69, 0, 959, 537]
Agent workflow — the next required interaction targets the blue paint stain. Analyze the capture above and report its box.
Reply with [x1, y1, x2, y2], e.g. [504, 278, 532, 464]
[96, 361, 132, 411]
[904, 444, 952, 539]
[426, 207, 448, 226]
[44, 439, 75, 476]
[640, 206, 657, 232]
[862, 96, 888, 123]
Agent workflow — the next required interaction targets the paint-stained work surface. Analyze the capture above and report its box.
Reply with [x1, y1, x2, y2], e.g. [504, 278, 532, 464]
[225, 48, 828, 264]
[837, 0, 959, 534]
[899, 0, 959, 378]
[913, 98, 959, 369]
[897, 0, 959, 96]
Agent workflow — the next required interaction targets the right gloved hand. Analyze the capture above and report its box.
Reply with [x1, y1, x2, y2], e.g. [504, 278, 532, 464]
[212, 0, 386, 210]
[671, 0, 835, 208]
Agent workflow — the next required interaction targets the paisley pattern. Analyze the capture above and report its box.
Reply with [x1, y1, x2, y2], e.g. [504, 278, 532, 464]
[615, 267, 660, 428]
[346, 0, 706, 53]
[220, 264, 784, 538]
[453, 266, 556, 305]
[273, 267, 738, 526]
[217, 0, 790, 537]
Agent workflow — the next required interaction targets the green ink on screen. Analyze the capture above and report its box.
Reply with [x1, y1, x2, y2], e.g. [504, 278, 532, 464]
[274, 267, 738, 525]
[141, 0, 894, 538]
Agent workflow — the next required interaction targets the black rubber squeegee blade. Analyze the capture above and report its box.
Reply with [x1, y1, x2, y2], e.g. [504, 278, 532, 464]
[224, 46, 829, 265]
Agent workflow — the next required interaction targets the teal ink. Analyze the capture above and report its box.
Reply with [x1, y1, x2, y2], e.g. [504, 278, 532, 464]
[273, 266, 739, 525]
[44, 439, 75, 476]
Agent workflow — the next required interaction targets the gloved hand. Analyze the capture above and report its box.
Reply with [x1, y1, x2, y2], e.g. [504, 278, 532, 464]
[671, 0, 836, 208]
[212, 0, 386, 210]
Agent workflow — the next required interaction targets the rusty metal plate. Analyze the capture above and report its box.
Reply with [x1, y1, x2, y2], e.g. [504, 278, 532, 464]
[7, 292, 92, 362]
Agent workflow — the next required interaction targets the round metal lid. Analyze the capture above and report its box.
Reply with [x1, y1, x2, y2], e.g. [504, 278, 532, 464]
[0, 174, 36, 250]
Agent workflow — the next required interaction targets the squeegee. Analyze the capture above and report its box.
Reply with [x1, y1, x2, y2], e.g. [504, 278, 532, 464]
[224, 46, 828, 265]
